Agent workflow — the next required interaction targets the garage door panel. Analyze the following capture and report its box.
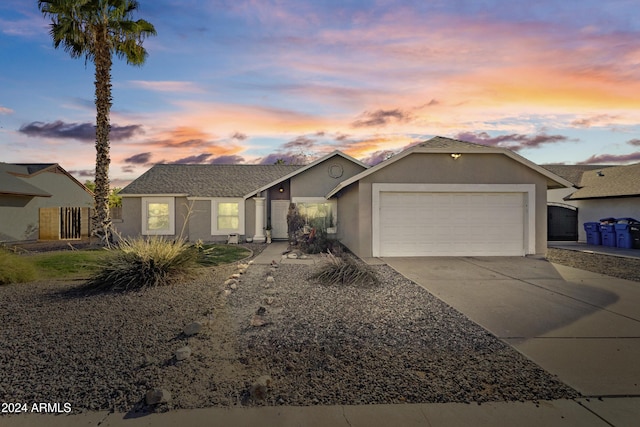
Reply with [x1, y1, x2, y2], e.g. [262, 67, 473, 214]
[379, 192, 524, 257]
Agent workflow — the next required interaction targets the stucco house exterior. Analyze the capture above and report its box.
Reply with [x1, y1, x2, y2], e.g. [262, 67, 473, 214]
[118, 136, 572, 257]
[117, 151, 367, 243]
[0, 163, 93, 242]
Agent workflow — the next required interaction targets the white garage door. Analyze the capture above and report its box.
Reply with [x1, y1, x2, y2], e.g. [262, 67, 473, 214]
[378, 192, 525, 256]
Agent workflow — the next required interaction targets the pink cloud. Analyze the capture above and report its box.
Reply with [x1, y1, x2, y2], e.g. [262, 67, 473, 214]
[578, 152, 640, 164]
[128, 80, 201, 93]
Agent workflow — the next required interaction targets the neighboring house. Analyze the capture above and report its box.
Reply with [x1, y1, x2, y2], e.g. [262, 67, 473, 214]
[119, 136, 573, 258]
[565, 163, 640, 242]
[543, 163, 640, 243]
[0, 163, 93, 242]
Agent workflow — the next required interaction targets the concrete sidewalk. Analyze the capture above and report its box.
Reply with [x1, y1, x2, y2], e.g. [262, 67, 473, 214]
[3, 398, 635, 426]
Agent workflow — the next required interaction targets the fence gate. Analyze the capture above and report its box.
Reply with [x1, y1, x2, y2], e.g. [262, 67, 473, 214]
[60, 207, 82, 240]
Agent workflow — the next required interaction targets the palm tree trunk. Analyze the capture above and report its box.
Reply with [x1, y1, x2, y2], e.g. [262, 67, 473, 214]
[92, 25, 113, 244]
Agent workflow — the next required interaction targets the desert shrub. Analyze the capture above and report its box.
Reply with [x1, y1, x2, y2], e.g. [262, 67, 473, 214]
[0, 248, 37, 285]
[311, 251, 379, 286]
[84, 236, 199, 291]
[299, 229, 340, 254]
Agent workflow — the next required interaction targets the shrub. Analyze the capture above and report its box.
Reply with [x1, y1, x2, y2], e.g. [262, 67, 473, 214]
[84, 237, 199, 291]
[311, 251, 379, 286]
[0, 249, 38, 285]
[299, 229, 339, 254]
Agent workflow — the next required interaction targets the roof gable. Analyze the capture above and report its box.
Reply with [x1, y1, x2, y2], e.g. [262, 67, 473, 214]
[120, 164, 300, 198]
[245, 150, 368, 198]
[566, 163, 640, 200]
[327, 136, 573, 197]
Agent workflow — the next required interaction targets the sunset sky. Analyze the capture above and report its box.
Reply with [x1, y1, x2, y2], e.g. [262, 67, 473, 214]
[2, 0, 640, 186]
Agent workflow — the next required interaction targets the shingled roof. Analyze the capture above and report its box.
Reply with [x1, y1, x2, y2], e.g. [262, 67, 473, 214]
[0, 163, 53, 197]
[565, 163, 640, 200]
[120, 164, 301, 198]
[541, 164, 611, 186]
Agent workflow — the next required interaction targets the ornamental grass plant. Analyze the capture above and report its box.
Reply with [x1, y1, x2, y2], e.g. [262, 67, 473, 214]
[0, 248, 38, 285]
[85, 236, 199, 291]
[311, 250, 379, 287]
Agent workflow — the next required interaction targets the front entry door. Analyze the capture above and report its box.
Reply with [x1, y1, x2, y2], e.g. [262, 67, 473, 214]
[271, 200, 290, 239]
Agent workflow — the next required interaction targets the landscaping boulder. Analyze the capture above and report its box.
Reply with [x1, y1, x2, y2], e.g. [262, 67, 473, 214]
[183, 322, 203, 336]
[250, 376, 273, 400]
[175, 346, 192, 361]
[145, 388, 172, 405]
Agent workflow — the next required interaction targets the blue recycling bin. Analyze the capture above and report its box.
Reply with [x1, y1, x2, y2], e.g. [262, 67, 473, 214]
[615, 218, 639, 249]
[600, 223, 617, 247]
[583, 222, 601, 245]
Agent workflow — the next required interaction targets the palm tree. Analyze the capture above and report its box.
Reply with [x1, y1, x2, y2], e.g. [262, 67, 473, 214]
[39, 0, 156, 244]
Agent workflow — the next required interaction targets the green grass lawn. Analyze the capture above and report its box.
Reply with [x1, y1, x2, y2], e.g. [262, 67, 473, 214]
[29, 250, 112, 280]
[196, 244, 251, 266]
[1, 243, 251, 285]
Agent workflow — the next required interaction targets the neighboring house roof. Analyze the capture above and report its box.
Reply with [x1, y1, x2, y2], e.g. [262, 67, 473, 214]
[120, 164, 301, 198]
[0, 163, 53, 197]
[326, 136, 574, 198]
[541, 164, 612, 186]
[565, 163, 640, 200]
[245, 150, 368, 198]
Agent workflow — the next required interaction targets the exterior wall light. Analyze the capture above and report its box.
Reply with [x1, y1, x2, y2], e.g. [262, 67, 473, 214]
[278, 185, 284, 193]
[450, 153, 462, 159]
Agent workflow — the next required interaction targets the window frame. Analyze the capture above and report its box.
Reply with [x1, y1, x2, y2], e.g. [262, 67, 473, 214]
[211, 198, 244, 235]
[141, 197, 175, 235]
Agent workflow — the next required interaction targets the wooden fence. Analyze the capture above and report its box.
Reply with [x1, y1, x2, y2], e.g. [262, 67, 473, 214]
[39, 207, 90, 240]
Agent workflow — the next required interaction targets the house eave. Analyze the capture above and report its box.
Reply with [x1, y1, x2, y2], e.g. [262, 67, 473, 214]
[120, 193, 190, 198]
[326, 139, 574, 198]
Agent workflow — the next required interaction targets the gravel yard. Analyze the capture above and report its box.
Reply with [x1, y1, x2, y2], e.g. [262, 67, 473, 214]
[0, 248, 584, 414]
[546, 247, 640, 282]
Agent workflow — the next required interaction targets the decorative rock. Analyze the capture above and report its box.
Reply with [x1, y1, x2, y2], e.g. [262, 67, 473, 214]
[238, 263, 249, 270]
[250, 314, 267, 327]
[175, 346, 192, 361]
[256, 306, 267, 315]
[223, 289, 232, 296]
[183, 322, 203, 336]
[264, 297, 274, 305]
[250, 376, 273, 400]
[266, 276, 275, 283]
[237, 269, 246, 275]
[229, 283, 237, 290]
[287, 253, 298, 259]
[230, 273, 241, 279]
[145, 388, 172, 405]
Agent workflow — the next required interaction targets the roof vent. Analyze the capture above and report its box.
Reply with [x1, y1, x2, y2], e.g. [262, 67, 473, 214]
[597, 171, 604, 177]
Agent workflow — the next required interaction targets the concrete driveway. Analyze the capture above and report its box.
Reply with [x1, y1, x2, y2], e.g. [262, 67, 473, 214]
[384, 256, 640, 398]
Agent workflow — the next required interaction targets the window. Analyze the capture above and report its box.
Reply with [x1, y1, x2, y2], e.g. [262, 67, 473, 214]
[292, 197, 337, 231]
[142, 197, 175, 235]
[212, 199, 244, 234]
[218, 202, 239, 230]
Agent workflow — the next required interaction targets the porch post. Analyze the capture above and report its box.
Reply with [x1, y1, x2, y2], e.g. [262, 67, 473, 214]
[253, 196, 266, 243]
